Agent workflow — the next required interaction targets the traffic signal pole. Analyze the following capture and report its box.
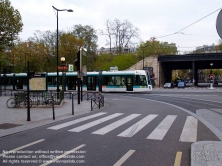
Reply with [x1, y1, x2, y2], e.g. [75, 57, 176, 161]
[75, 49, 82, 104]
[27, 61, 31, 121]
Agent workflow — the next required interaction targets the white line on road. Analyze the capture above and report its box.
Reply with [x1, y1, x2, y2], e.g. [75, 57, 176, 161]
[147, 115, 177, 140]
[0, 139, 45, 157]
[117, 114, 158, 137]
[92, 114, 140, 135]
[68, 113, 123, 132]
[48, 112, 107, 130]
[113, 150, 135, 166]
[40, 144, 85, 166]
[179, 116, 197, 142]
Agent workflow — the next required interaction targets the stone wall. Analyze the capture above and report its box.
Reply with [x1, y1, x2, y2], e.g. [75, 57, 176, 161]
[126, 56, 160, 87]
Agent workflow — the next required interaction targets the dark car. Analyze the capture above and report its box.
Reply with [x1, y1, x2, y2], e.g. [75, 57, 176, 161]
[178, 81, 185, 88]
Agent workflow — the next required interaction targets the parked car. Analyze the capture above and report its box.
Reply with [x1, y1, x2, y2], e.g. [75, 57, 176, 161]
[178, 81, 185, 88]
[164, 82, 174, 89]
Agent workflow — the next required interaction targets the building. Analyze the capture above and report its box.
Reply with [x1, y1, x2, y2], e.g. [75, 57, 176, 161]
[195, 44, 221, 53]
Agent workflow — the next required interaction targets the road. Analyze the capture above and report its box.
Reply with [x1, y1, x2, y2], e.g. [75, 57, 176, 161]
[0, 89, 222, 166]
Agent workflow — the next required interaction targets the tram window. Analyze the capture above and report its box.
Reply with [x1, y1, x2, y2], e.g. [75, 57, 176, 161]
[135, 75, 147, 86]
[115, 76, 125, 86]
[103, 76, 115, 85]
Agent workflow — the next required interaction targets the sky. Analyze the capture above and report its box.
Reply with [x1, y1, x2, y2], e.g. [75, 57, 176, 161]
[9, 0, 222, 54]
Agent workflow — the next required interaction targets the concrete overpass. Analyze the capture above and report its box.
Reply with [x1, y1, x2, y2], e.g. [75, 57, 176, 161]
[128, 53, 222, 87]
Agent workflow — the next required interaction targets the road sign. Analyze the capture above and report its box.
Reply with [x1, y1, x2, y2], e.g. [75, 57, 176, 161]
[216, 9, 222, 39]
[58, 66, 68, 70]
[68, 64, 73, 72]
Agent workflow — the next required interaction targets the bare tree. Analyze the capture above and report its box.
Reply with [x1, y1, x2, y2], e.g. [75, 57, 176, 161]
[101, 19, 140, 54]
[100, 20, 112, 54]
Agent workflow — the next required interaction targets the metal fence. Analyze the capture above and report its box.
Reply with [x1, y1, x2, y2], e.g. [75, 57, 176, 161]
[2, 89, 104, 110]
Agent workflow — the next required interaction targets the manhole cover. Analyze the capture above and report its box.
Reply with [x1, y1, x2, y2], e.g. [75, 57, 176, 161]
[0, 123, 22, 129]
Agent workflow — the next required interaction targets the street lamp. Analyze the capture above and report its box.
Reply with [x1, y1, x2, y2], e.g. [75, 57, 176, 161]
[61, 57, 65, 65]
[52, 6, 73, 97]
[210, 63, 213, 74]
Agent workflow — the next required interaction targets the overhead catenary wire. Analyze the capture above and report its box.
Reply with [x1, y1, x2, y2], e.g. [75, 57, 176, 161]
[157, 7, 222, 39]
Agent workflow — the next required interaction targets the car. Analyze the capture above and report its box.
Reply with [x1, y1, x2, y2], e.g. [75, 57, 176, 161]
[178, 81, 185, 88]
[164, 82, 174, 89]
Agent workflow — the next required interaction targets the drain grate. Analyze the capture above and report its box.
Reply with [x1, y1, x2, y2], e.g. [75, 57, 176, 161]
[0, 123, 22, 129]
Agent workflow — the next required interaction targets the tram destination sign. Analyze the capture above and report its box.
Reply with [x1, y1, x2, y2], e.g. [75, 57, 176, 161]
[143, 67, 153, 75]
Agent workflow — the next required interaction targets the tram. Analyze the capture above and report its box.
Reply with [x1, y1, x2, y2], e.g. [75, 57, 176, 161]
[0, 70, 152, 92]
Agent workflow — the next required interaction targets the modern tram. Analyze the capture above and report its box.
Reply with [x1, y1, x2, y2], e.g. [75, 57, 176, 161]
[0, 70, 152, 92]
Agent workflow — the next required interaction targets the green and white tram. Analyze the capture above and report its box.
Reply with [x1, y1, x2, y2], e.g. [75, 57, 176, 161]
[0, 70, 152, 92]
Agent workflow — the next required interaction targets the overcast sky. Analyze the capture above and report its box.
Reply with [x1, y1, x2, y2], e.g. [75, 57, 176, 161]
[10, 0, 222, 53]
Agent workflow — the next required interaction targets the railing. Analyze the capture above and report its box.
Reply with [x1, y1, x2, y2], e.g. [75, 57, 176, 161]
[3, 90, 104, 110]
[64, 91, 104, 111]
[90, 93, 104, 111]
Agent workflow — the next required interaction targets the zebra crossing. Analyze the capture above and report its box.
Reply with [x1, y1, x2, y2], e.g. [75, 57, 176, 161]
[47, 112, 198, 142]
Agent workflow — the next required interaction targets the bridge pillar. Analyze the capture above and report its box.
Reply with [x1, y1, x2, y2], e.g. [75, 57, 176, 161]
[192, 61, 198, 86]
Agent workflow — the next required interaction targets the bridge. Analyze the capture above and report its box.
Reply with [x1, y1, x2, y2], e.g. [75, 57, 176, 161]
[128, 53, 222, 87]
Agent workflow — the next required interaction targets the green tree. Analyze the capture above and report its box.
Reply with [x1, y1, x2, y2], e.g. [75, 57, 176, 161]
[92, 53, 137, 71]
[137, 37, 177, 60]
[0, 0, 23, 52]
[59, 33, 84, 67]
[70, 25, 98, 70]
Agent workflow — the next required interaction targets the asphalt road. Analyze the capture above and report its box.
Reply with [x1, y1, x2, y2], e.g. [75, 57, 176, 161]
[0, 89, 221, 166]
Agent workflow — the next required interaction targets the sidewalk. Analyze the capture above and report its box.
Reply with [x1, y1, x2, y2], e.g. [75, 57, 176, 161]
[0, 96, 94, 138]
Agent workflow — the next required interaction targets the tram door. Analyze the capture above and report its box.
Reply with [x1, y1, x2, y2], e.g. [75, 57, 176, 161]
[67, 76, 76, 90]
[126, 75, 133, 91]
[87, 76, 97, 90]
[16, 77, 24, 89]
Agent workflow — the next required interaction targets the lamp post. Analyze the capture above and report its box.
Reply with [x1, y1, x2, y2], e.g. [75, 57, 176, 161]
[209, 63, 214, 89]
[52, 6, 73, 97]
[210, 63, 213, 75]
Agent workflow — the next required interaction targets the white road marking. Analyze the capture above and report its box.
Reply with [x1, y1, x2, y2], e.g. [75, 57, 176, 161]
[147, 115, 177, 140]
[179, 116, 198, 142]
[48, 112, 107, 130]
[40, 144, 85, 166]
[68, 113, 123, 132]
[92, 114, 140, 135]
[0, 139, 45, 157]
[113, 150, 135, 166]
[118, 114, 158, 137]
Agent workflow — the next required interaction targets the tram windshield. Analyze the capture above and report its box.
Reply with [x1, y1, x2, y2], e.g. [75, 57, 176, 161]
[135, 75, 147, 86]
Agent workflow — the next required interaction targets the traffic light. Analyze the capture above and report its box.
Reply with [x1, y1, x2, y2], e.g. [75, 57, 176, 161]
[75, 50, 80, 71]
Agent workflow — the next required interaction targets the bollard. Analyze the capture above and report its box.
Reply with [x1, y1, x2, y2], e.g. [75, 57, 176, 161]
[52, 94, 55, 120]
[99, 97, 100, 109]
[72, 92, 74, 115]
[91, 98, 92, 111]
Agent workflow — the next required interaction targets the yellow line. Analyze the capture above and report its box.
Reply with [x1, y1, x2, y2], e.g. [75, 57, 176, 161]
[174, 151, 182, 166]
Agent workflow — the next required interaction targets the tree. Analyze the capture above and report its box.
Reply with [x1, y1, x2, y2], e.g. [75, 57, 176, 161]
[0, 0, 23, 51]
[59, 33, 84, 65]
[70, 25, 98, 70]
[101, 19, 140, 54]
[137, 37, 177, 60]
